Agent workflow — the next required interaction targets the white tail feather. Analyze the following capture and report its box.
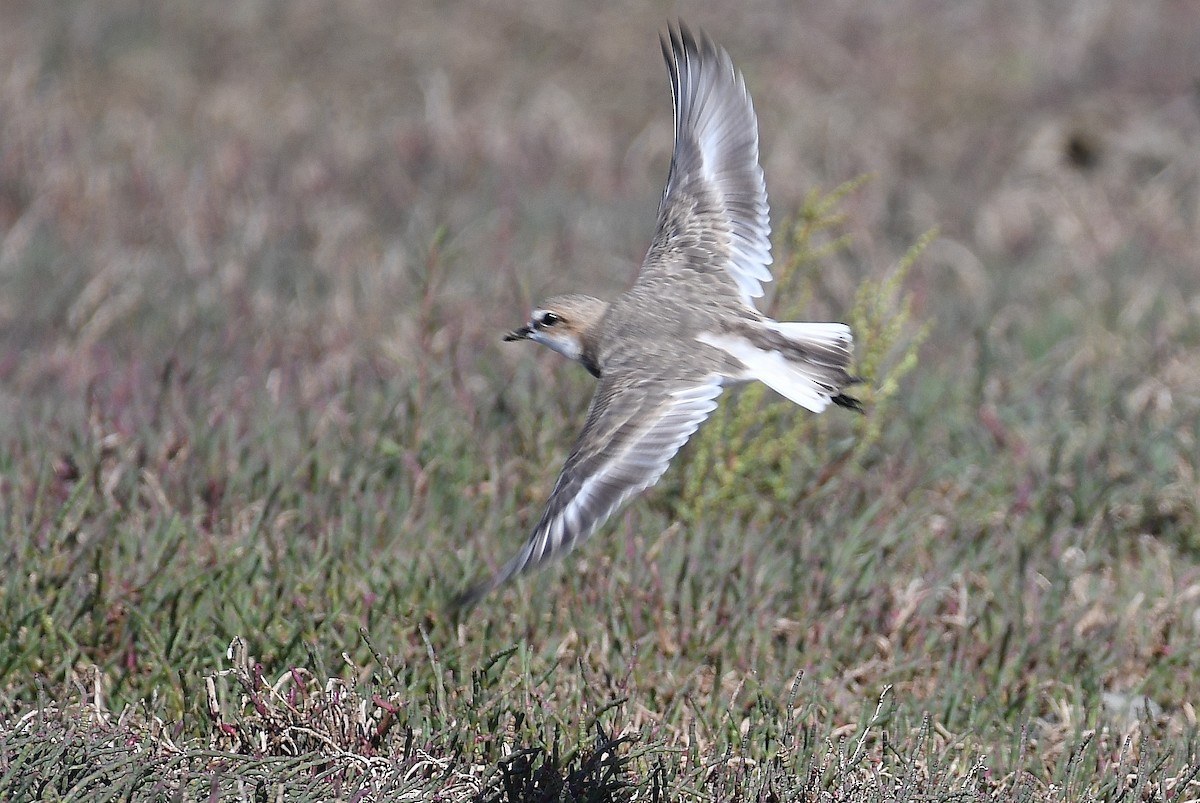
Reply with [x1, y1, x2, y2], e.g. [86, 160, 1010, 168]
[764, 321, 853, 349]
[696, 329, 847, 413]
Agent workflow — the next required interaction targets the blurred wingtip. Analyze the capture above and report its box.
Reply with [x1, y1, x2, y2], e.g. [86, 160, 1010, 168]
[447, 578, 493, 620]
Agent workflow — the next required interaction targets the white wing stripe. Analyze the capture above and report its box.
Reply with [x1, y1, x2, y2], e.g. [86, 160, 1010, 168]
[530, 378, 723, 560]
[661, 25, 773, 308]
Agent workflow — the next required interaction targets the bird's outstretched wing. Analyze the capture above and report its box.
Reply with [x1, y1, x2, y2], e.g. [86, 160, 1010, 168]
[452, 372, 723, 612]
[638, 23, 773, 308]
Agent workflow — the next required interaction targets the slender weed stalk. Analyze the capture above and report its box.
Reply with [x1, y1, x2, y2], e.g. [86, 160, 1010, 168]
[676, 178, 933, 523]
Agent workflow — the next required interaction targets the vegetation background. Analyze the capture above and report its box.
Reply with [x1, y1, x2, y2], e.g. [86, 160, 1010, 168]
[1, 0, 1198, 799]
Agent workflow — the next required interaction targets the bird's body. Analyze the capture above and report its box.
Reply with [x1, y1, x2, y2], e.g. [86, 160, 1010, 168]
[454, 24, 860, 611]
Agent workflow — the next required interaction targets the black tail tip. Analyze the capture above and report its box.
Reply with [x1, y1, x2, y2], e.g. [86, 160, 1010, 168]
[832, 393, 865, 414]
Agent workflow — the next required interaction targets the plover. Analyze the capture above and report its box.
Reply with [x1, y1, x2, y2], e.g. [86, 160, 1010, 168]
[454, 24, 860, 611]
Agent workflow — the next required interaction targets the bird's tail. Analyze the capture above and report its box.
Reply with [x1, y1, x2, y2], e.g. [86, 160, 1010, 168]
[759, 321, 862, 412]
[699, 321, 863, 413]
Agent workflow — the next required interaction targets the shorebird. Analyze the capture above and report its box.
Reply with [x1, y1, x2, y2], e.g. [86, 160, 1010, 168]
[453, 24, 860, 612]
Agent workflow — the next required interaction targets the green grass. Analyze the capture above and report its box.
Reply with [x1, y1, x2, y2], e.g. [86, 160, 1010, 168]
[2, 2, 1200, 800]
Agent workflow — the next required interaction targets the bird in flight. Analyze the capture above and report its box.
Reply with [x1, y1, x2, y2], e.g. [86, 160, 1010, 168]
[453, 23, 861, 612]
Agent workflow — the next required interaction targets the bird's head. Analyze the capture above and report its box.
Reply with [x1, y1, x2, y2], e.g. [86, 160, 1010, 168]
[504, 294, 608, 368]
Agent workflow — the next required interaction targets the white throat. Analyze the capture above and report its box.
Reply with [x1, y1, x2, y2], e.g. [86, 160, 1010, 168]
[530, 330, 584, 363]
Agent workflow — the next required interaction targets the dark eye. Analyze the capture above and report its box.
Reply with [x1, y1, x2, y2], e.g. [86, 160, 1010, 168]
[538, 311, 561, 327]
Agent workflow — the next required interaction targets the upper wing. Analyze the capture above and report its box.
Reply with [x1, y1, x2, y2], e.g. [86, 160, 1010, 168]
[638, 23, 773, 308]
[453, 372, 723, 610]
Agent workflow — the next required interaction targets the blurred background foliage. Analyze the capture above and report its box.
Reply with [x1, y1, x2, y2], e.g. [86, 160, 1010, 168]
[1, 0, 1198, 798]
